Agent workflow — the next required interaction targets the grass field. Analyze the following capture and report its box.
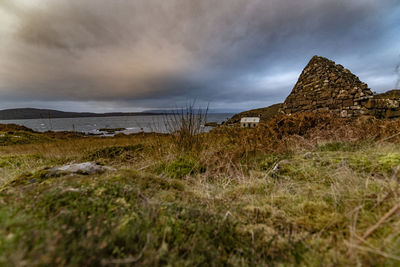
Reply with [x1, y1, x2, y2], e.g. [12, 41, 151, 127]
[1, 114, 400, 266]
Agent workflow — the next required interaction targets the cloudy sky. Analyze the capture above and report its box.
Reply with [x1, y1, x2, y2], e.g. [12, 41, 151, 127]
[0, 0, 399, 112]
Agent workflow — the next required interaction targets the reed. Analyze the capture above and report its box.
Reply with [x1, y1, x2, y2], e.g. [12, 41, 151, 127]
[163, 103, 209, 154]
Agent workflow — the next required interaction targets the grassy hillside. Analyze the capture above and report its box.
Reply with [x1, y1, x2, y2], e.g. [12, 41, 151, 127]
[226, 103, 282, 124]
[1, 114, 400, 266]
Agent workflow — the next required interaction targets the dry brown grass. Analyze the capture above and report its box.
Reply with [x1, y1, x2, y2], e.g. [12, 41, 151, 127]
[2, 113, 400, 182]
[1, 114, 400, 265]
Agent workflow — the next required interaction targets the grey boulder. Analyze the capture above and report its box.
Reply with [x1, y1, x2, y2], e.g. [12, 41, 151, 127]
[49, 162, 114, 176]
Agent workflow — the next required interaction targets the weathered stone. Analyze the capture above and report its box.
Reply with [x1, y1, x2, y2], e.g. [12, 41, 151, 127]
[303, 152, 313, 159]
[279, 55, 400, 119]
[48, 162, 115, 176]
[386, 109, 400, 118]
[343, 99, 353, 107]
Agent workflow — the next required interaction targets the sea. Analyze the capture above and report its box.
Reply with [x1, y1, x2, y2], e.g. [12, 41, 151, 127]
[0, 114, 233, 135]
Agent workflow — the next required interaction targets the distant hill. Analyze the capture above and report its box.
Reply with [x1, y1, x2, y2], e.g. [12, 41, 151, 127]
[226, 103, 282, 124]
[145, 109, 239, 114]
[0, 108, 162, 120]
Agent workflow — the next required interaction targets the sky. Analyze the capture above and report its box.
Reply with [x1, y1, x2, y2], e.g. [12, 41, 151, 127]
[0, 0, 399, 113]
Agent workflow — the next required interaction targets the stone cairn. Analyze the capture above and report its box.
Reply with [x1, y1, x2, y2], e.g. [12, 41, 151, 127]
[281, 56, 373, 117]
[280, 56, 400, 118]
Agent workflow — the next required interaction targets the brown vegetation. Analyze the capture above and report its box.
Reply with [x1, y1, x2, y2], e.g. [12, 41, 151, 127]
[1, 113, 400, 266]
[225, 103, 282, 124]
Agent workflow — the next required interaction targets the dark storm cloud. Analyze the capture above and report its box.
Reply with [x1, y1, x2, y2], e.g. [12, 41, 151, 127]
[0, 0, 399, 111]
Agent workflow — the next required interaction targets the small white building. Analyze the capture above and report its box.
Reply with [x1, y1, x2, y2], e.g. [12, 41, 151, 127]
[240, 117, 260, 128]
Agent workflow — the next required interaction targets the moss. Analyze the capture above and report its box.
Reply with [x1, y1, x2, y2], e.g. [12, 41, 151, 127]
[318, 141, 354, 152]
[377, 153, 400, 172]
[270, 159, 317, 181]
[348, 154, 374, 173]
[0, 172, 310, 266]
[163, 157, 206, 179]
[294, 200, 340, 231]
[317, 140, 373, 152]
[345, 152, 400, 174]
[0, 205, 34, 259]
[10, 169, 55, 186]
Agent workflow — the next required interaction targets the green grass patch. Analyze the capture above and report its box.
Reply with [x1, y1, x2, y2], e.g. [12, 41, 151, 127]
[316, 140, 373, 152]
[0, 131, 49, 146]
[377, 153, 400, 172]
[158, 157, 206, 179]
[0, 154, 43, 169]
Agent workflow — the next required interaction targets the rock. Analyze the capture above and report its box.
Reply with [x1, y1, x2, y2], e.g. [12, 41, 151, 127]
[205, 122, 218, 127]
[303, 152, 313, 159]
[62, 187, 82, 193]
[98, 128, 126, 134]
[49, 162, 115, 176]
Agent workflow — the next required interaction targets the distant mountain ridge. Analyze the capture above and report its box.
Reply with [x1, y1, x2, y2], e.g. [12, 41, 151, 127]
[0, 108, 162, 120]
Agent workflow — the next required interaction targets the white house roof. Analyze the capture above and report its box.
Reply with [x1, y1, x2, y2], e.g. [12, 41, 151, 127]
[240, 117, 260, 123]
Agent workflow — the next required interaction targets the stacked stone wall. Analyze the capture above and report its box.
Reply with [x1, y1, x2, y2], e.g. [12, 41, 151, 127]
[280, 56, 400, 118]
[366, 90, 400, 118]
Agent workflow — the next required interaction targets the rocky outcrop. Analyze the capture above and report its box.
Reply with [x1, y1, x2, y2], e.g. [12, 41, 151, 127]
[280, 56, 400, 119]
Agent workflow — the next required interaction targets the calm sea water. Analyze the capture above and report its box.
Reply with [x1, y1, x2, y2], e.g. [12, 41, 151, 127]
[0, 114, 233, 135]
